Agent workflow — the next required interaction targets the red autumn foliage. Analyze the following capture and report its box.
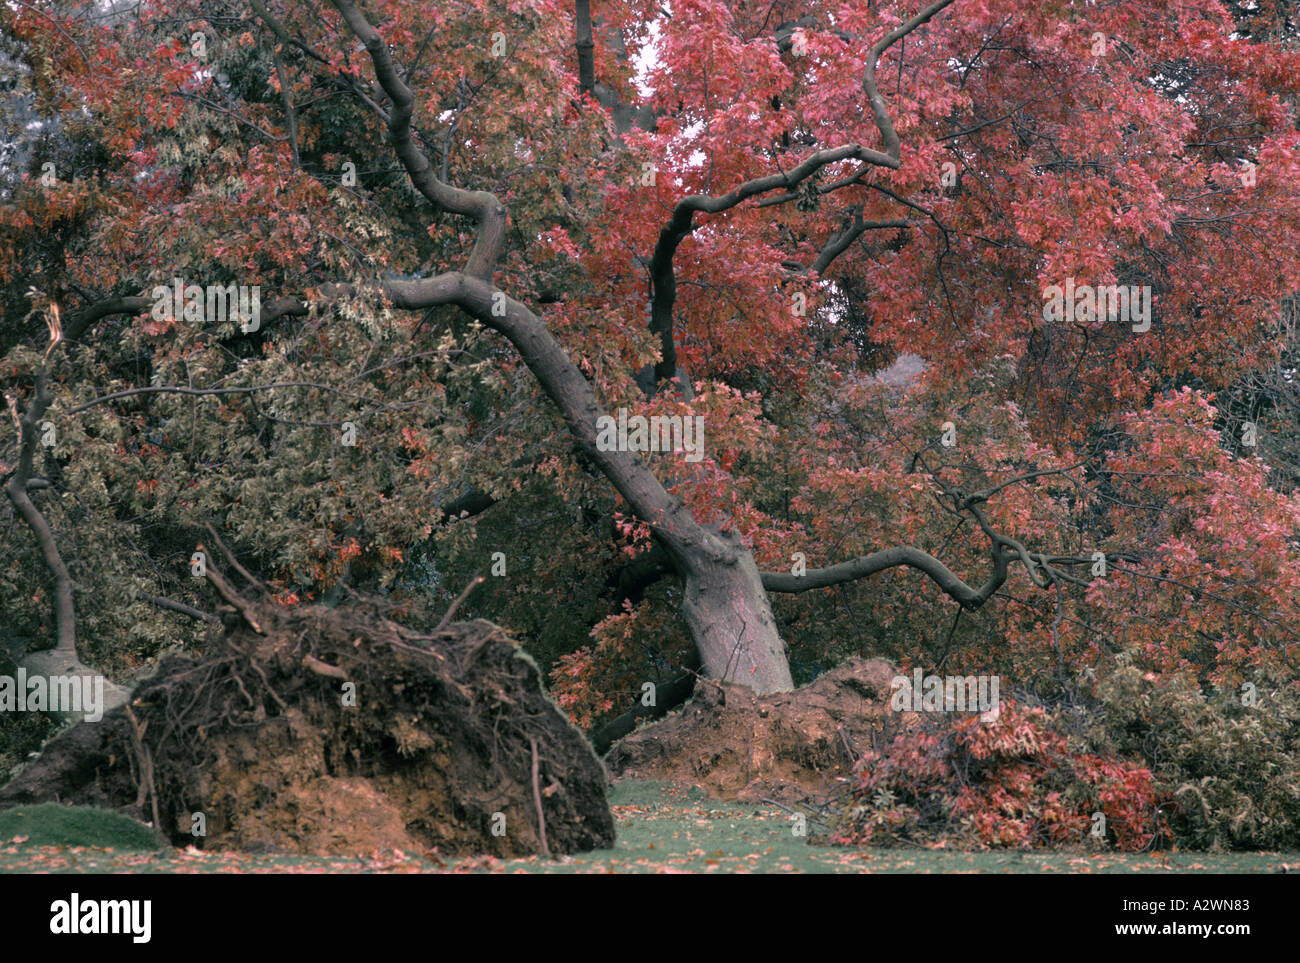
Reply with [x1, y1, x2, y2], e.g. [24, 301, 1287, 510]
[832, 701, 1166, 850]
[4, 0, 1300, 757]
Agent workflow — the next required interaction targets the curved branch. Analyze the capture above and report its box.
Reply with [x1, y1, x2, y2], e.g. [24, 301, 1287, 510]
[3, 308, 132, 719]
[862, 0, 959, 161]
[3, 369, 76, 654]
[330, 0, 506, 279]
[646, 143, 866, 385]
[765, 458, 1092, 606]
[64, 295, 151, 342]
[798, 215, 911, 277]
[762, 543, 1010, 609]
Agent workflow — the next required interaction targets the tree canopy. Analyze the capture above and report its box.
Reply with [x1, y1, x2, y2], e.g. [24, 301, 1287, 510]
[3, 0, 1300, 736]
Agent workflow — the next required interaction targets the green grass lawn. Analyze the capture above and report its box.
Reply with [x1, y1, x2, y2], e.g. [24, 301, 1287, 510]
[0, 780, 1294, 873]
[0, 803, 167, 852]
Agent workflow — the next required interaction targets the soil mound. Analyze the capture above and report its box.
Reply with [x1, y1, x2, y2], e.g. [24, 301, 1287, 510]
[607, 658, 912, 805]
[0, 599, 614, 859]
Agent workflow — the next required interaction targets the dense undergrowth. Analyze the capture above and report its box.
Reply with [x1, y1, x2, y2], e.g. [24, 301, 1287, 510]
[830, 661, 1300, 852]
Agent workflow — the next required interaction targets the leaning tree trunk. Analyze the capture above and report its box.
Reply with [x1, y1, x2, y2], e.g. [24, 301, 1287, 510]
[334, 273, 801, 694]
[669, 527, 793, 693]
[445, 274, 798, 694]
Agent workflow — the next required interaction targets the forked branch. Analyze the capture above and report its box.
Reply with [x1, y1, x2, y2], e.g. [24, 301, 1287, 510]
[643, 0, 959, 388]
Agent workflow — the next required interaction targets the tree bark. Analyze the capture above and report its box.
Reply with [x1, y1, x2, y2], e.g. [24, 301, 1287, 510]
[667, 527, 792, 692]
[3, 341, 132, 723]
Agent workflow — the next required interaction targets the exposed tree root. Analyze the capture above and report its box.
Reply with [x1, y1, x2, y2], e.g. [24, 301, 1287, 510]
[0, 594, 614, 858]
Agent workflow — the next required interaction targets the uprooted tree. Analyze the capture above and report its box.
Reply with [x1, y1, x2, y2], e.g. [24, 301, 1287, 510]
[3, 0, 1300, 747]
[0, 564, 617, 856]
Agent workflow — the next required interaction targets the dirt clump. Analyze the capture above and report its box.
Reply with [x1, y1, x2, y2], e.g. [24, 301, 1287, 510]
[0, 598, 614, 859]
[607, 658, 915, 805]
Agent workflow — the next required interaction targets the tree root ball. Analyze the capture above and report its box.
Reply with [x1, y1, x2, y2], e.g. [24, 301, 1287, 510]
[606, 658, 910, 806]
[0, 600, 615, 858]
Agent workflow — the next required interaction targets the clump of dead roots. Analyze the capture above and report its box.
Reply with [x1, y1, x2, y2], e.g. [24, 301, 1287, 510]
[0, 591, 614, 859]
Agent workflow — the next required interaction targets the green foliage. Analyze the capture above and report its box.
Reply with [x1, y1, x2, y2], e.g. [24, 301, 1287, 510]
[0, 714, 54, 790]
[1083, 663, 1300, 851]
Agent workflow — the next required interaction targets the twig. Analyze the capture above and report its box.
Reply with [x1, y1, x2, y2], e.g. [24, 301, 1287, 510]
[530, 736, 552, 859]
[246, 655, 288, 710]
[203, 523, 267, 592]
[230, 668, 256, 709]
[302, 654, 348, 679]
[203, 558, 264, 634]
[837, 725, 858, 764]
[436, 575, 485, 631]
[141, 593, 218, 623]
[124, 704, 162, 831]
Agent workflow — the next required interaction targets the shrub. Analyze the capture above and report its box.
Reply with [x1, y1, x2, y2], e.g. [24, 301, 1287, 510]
[1084, 663, 1300, 851]
[829, 701, 1165, 851]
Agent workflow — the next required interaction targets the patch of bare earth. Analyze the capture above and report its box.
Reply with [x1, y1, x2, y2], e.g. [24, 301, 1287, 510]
[607, 658, 917, 805]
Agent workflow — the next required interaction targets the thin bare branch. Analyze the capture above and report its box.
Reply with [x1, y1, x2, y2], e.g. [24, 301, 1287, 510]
[436, 575, 485, 631]
[203, 522, 268, 594]
[3, 307, 77, 655]
[141, 593, 218, 623]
